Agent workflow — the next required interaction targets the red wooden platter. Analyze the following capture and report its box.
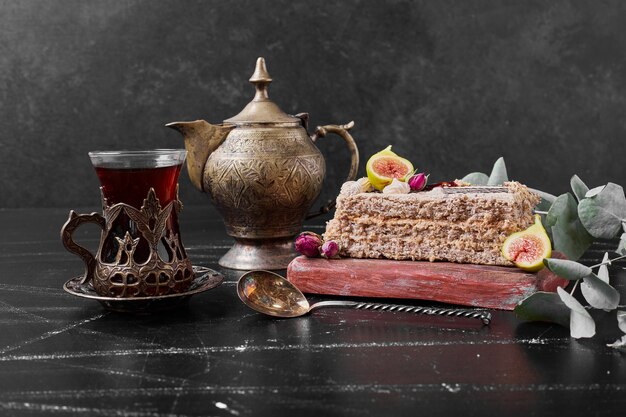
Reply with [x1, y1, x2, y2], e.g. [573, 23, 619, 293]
[286, 254, 569, 310]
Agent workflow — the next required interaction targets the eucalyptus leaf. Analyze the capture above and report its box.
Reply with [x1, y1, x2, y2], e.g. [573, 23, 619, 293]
[545, 193, 593, 260]
[607, 335, 626, 350]
[617, 233, 626, 256]
[585, 185, 605, 198]
[546, 193, 569, 226]
[514, 292, 570, 328]
[530, 188, 557, 213]
[597, 252, 610, 283]
[557, 287, 596, 339]
[530, 188, 557, 204]
[544, 258, 592, 280]
[461, 172, 489, 186]
[578, 183, 626, 239]
[570, 175, 589, 202]
[580, 273, 620, 310]
[536, 198, 554, 214]
[618, 310, 626, 333]
[487, 157, 508, 186]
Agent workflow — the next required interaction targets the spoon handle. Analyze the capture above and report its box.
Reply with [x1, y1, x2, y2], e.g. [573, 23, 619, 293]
[309, 300, 491, 325]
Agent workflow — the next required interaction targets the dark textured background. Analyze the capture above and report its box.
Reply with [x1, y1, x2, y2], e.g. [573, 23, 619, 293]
[1, 0, 625, 208]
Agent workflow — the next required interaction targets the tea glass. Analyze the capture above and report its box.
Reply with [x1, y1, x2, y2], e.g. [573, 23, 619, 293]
[61, 149, 194, 298]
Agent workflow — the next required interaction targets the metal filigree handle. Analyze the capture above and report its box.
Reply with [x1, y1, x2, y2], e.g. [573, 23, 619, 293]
[61, 210, 106, 285]
[309, 300, 491, 325]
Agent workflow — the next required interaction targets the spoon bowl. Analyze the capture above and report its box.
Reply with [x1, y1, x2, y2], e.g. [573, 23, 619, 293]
[237, 270, 310, 317]
[237, 270, 492, 324]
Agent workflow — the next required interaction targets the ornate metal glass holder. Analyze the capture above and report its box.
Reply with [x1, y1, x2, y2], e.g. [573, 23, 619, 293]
[62, 187, 194, 298]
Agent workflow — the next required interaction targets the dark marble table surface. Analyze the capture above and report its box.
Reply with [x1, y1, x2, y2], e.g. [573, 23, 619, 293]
[0, 205, 624, 417]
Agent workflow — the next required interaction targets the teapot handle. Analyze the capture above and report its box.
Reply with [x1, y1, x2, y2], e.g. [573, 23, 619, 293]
[306, 120, 359, 219]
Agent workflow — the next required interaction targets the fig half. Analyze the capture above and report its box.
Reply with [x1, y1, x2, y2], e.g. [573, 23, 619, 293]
[502, 214, 552, 272]
[366, 146, 414, 191]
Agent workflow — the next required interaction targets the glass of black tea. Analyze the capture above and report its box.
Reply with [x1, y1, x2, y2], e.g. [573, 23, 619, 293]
[61, 149, 195, 298]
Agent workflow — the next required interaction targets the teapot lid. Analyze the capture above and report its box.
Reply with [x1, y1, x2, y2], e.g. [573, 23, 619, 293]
[224, 57, 300, 125]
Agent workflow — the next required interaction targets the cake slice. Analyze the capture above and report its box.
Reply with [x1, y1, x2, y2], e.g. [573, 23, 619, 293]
[324, 181, 540, 266]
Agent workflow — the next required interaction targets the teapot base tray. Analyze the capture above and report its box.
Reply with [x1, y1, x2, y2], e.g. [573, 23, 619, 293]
[63, 266, 223, 314]
[219, 237, 298, 270]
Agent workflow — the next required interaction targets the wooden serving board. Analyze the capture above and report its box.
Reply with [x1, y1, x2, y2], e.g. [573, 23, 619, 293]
[287, 255, 569, 310]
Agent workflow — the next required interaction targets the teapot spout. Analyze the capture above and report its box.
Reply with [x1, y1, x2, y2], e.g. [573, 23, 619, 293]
[166, 120, 235, 192]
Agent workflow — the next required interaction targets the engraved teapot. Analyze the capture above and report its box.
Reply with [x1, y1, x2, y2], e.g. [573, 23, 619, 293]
[167, 57, 359, 270]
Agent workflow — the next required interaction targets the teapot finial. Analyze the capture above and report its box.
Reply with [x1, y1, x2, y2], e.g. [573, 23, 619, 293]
[249, 57, 272, 102]
[224, 57, 299, 124]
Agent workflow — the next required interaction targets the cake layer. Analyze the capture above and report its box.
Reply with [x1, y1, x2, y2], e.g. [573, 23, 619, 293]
[332, 182, 537, 223]
[324, 181, 540, 266]
[328, 219, 520, 251]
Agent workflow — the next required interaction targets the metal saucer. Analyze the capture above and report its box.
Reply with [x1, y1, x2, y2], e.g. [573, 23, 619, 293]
[63, 266, 223, 314]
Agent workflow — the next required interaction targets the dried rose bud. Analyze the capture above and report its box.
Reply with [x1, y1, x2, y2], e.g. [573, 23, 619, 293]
[408, 173, 429, 191]
[320, 240, 339, 258]
[295, 232, 323, 257]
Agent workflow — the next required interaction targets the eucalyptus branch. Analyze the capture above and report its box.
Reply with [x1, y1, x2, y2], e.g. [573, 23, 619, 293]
[467, 160, 625, 341]
[569, 279, 580, 296]
[590, 254, 626, 269]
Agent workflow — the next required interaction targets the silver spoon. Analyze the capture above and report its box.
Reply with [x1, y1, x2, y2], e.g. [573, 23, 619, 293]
[237, 270, 491, 325]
